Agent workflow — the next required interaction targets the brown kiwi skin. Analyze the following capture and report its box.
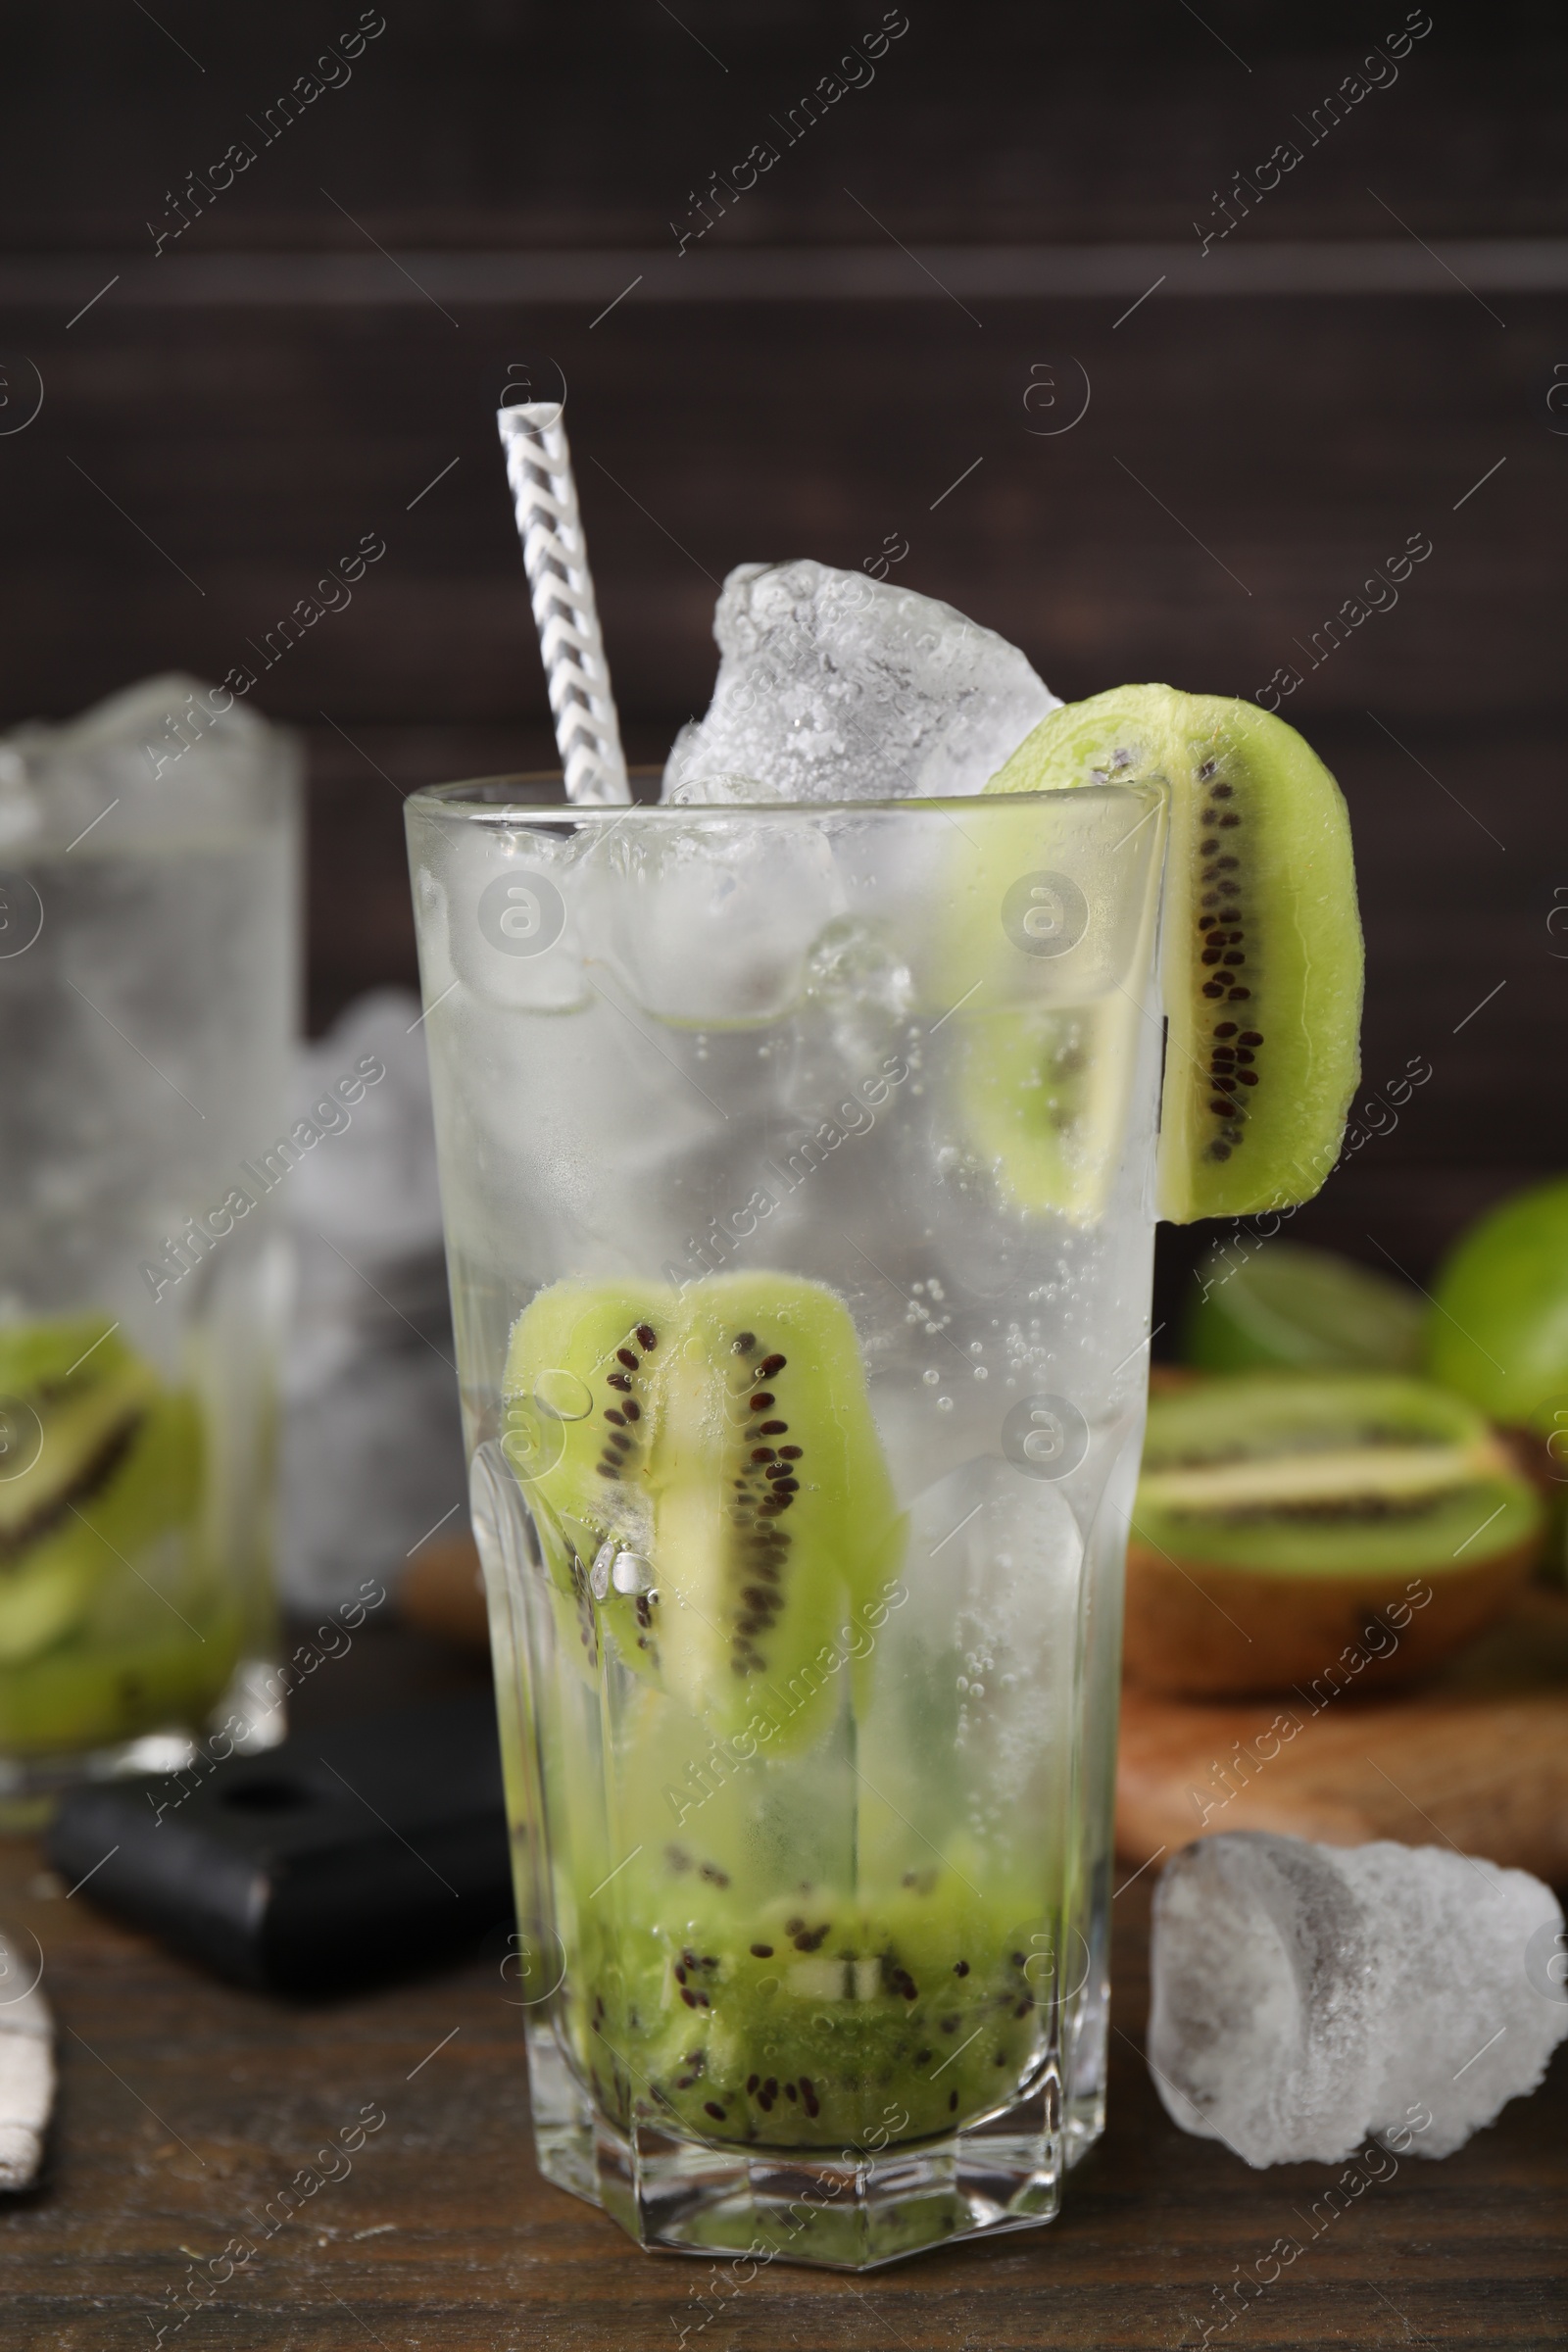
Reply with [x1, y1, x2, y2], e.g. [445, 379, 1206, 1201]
[1121, 1539, 1538, 1699]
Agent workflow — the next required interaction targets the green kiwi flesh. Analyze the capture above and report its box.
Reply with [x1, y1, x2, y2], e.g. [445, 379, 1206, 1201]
[566, 1850, 1053, 2148]
[1184, 1242, 1425, 1374]
[958, 1002, 1135, 1228]
[0, 1316, 221, 1749]
[0, 1588, 240, 1754]
[1135, 1373, 1539, 1576]
[0, 1319, 156, 1554]
[504, 1273, 903, 1747]
[984, 686, 1363, 1222]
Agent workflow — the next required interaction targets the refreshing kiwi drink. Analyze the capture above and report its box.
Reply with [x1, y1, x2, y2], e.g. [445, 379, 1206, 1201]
[408, 567, 1362, 2266]
[0, 674, 297, 1792]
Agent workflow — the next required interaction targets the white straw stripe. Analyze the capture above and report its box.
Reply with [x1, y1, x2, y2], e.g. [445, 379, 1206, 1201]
[497, 403, 629, 808]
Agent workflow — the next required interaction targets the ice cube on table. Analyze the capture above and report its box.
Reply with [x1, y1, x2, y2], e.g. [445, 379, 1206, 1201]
[1148, 1831, 1568, 2167]
[0, 1935, 53, 2190]
[663, 561, 1057, 805]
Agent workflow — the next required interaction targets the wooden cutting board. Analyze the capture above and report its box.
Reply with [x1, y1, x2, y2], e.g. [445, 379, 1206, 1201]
[1117, 1586, 1568, 1885]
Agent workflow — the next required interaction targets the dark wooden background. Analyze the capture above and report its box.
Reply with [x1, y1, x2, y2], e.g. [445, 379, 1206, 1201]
[3, 11, 1568, 2342]
[3, 0, 1564, 1313]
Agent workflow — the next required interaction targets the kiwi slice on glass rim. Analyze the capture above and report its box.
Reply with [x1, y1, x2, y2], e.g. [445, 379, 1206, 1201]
[1122, 1372, 1542, 1698]
[983, 685, 1363, 1222]
[503, 1273, 903, 1747]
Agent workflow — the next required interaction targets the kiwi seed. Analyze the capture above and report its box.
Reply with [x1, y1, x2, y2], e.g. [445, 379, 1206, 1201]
[507, 1274, 899, 1743]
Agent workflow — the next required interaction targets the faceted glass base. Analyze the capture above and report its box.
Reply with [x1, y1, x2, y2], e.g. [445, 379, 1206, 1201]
[526, 2022, 1072, 2272]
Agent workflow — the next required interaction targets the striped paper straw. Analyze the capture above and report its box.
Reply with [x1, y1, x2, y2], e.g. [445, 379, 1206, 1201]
[496, 402, 630, 807]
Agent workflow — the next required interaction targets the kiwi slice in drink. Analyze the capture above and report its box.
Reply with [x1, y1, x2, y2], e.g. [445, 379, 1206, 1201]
[0, 1600, 239, 1756]
[0, 1317, 201, 1668]
[983, 686, 1363, 1222]
[504, 1273, 902, 1746]
[570, 1852, 1054, 2150]
[1123, 1372, 1541, 1697]
[0, 1320, 157, 1553]
[958, 1003, 1135, 1228]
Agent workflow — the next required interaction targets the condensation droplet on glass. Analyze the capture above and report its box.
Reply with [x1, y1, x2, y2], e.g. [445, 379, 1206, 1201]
[972, 1365, 988, 1380]
[535, 1367, 593, 1422]
[937, 1396, 954, 1412]
[922, 1368, 940, 1387]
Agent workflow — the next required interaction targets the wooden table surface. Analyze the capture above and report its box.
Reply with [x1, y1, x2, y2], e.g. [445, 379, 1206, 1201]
[3, 1632, 1564, 2352]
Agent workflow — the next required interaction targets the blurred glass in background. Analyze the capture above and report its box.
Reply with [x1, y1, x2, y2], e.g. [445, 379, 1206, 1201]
[277, 987, 466, 1615]
[0, 674, 296, 1799]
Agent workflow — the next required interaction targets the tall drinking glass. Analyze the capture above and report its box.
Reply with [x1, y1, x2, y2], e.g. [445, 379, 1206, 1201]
[0, 680, 298, 1805]
[407, 773, 1166, 2269]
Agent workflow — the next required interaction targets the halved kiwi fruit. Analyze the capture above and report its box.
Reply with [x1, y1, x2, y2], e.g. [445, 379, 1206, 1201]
[1424, 1175, 1568, 1434]
[504, 1273, 903, 1747]
[983, 686, 1363, 1222]
[1123, 1372, 1541, 1697]
[1184, 1242, 1425, 1374]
